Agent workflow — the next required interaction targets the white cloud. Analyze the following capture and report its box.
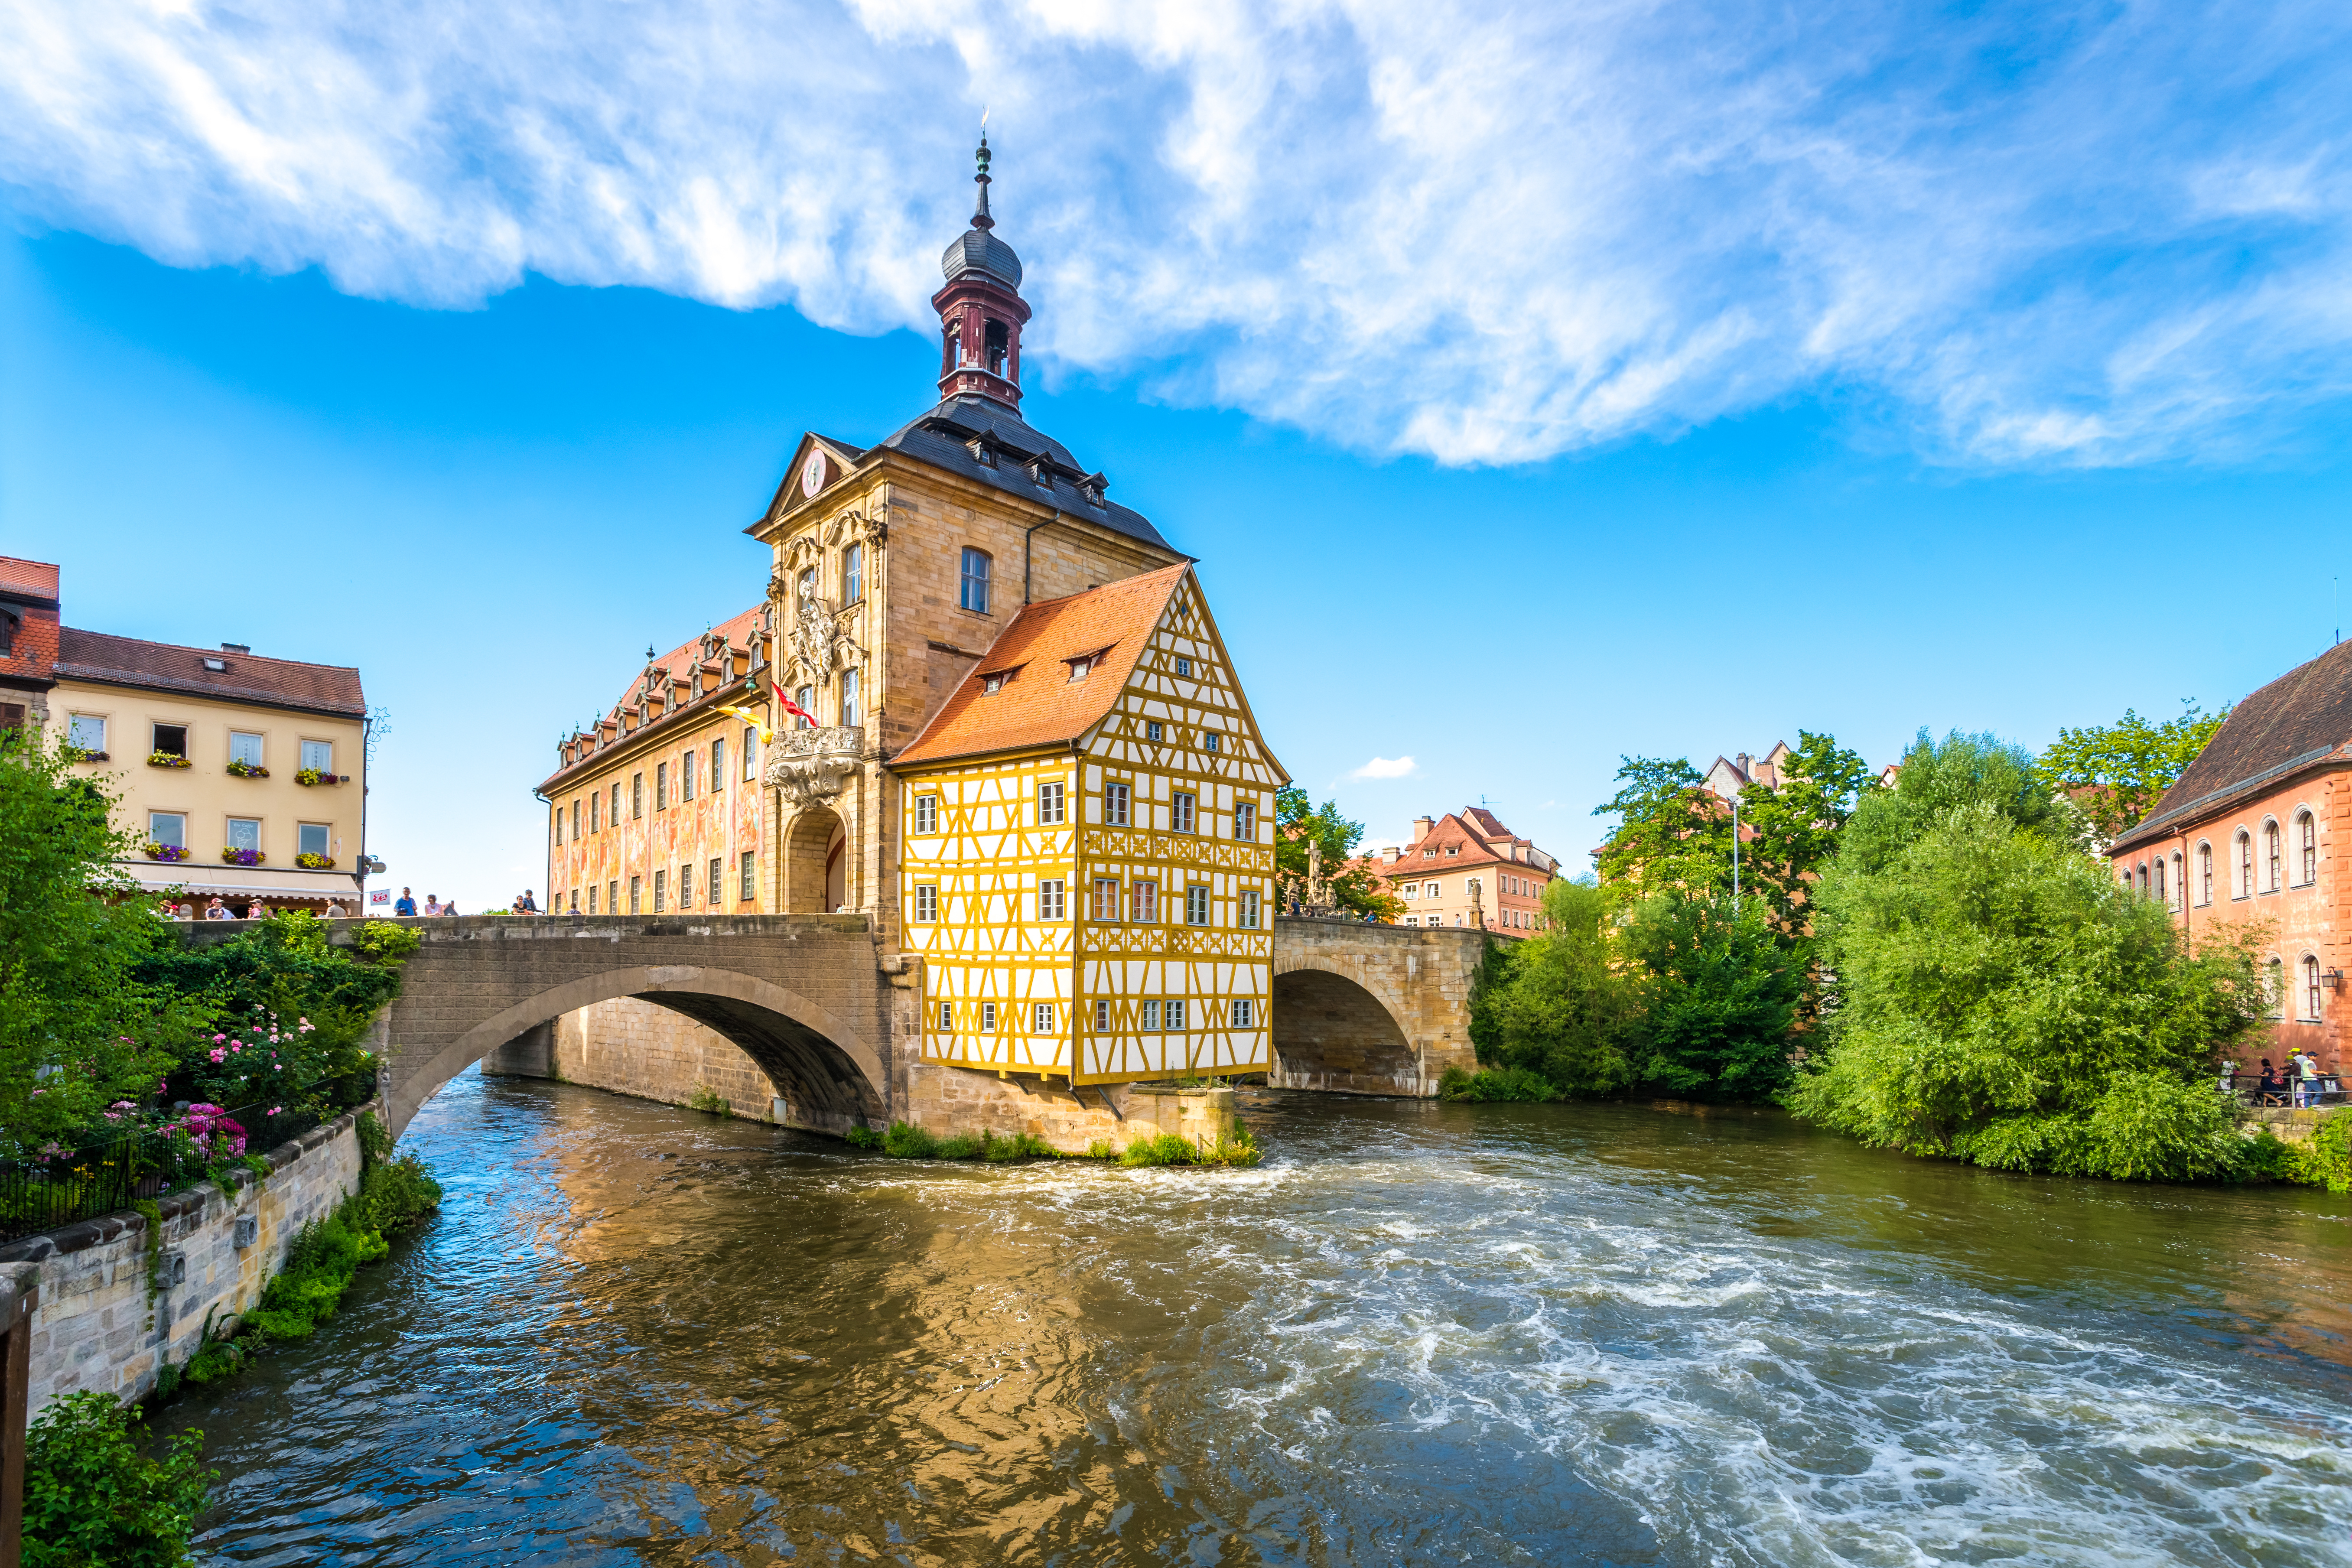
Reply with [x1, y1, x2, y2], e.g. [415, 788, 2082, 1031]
[4, 0, 2350, 465]
[1353, 755, 1417, 779]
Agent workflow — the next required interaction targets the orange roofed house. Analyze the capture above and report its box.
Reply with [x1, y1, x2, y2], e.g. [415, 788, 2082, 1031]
[2108, 640, 2352, 1073]
[1365, 808, 1560, 936]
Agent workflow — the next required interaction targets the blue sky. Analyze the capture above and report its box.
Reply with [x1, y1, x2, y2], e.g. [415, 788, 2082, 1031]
[4, 1, 2350, 910]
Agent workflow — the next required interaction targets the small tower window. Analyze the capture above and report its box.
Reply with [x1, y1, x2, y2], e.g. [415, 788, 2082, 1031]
[984, 318, 1009, 377]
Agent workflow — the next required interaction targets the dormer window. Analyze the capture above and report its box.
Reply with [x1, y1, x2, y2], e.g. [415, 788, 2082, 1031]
[968, 436, 998, 468]
[980, 664, 1022, 695]
[1067, 656, 1093, 682]
[202, 657, 227, 672]
[1446, 846, 1461, 857]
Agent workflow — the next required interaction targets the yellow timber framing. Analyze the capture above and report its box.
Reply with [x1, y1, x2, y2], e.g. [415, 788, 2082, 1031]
[895, 572, 1283, 1086]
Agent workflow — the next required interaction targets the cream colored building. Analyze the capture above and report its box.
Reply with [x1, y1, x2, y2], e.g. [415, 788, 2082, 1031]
[1364, 808, 1559, 937]
[2, 556, 372, 913]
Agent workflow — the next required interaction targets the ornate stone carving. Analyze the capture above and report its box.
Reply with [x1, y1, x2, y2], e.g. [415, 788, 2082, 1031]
[781, 582, 866, 688]
[764, 726, 864, 807]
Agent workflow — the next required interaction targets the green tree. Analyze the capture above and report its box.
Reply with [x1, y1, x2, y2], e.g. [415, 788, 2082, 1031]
[1591, 757, 1728, 911]
[0, 732, 209, 1150]
[1469, 879, 1640, 1093]
[2036, 701, 2227, 843]
[1621, 891, 1802, 1101]
[1835, 729, 2065, 879]
[1732, 732, 1880, 933]
[1273, 785, 1402, 921]
[1789, 802, 2266, 1180]
[24, 1391, 214, 1567]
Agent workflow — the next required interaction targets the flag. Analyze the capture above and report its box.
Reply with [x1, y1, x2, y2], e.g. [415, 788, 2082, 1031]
[772, 680, 820, 729]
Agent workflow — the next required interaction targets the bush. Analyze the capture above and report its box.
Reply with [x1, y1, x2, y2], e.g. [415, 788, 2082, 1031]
[685, 1083, 730, 1116]
[843, 1123, 883, 1149]
[881, 1120, 939, 1158]
[1119, 1124, 1261, 1167]
[1468, 882, 1639, 1094]
[2288, 1115, 2352, 1192]
[1438, 1065, 1563, 1102]
[24, 1390, 213, 1568]
[1621, 891, 1802, 1102]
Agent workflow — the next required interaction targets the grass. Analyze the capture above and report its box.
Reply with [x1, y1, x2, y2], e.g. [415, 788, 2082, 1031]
[685, 1083, 732, 1117]
[847, 1120, 1262, 1168]
[1438, 1065, 1565, 1103]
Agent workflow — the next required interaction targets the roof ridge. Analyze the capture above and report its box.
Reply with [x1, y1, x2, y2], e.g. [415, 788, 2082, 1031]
[61, 625, 359, 674]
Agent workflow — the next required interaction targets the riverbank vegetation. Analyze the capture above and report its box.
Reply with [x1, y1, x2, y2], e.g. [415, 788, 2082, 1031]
[1462, 719, 2337, 1186]
[24, 1389, 212, 1568]
[847, 1120, 1262, 1166]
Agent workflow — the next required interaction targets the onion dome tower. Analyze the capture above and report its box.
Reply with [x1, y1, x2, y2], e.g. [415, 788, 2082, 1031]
[933, 133, 1032, 409]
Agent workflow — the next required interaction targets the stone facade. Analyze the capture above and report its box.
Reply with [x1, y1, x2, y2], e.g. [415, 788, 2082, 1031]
[0, 1107, 368, 1414]
[1271, 916, 1484, 1094]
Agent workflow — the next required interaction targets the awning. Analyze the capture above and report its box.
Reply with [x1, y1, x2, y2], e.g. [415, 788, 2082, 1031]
[112, 860, 364, 903]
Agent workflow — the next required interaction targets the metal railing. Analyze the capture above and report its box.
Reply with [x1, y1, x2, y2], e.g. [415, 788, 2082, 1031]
[0, 1071, 377, 1244]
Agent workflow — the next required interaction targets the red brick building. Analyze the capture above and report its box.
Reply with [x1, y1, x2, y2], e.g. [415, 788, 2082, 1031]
[2108, 640, 2351, 1071]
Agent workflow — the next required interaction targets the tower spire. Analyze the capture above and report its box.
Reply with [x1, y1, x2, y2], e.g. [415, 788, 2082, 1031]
[934, 125, 1030, 409]
[973, 129, 994, 231]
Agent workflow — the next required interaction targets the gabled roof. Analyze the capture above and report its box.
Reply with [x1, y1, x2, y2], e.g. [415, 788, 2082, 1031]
[54, 628, 364, 717]
[1368, 807, 1557, 878]
[539, 604, 766, 791]
[2113, 640, 2352, 852]
[0, 557, 60, 602]
[892, 565, 1191, 767]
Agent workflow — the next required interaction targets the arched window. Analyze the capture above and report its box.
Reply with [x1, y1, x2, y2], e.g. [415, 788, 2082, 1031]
[2304, 954, 2323, 1021]
[797, 565, 817, 603]
[2155, 855, 2169, 907]
[2197, 842, 2212, 905]
[843, 544, 863, 606]
[839, 667, 861, 728]
[2264, 820, 2280, 891]
[2265, 957, 2284, 1017]
[2297, 810, 2317, 885]
[794, 683, 814, 729]
[2236, 831, 2252, 898]
[2137, 862, 2150, 895]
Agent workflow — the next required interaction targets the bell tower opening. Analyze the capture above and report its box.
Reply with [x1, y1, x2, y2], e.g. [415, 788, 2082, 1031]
[932, 131, 1032, 409]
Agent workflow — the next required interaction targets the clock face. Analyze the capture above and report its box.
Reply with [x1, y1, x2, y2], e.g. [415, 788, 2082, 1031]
[801, 451, 826, 498]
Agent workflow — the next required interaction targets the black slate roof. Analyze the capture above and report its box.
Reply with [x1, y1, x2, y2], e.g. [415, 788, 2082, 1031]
[2112, 638, 2352, 852]
[868, 396, 1178, 555]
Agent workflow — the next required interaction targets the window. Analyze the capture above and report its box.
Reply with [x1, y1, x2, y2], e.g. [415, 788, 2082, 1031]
[1447, 846, 1461, 857]
[1236, 801, 1256, 840]
[916, 794, 939, 833]
[1186, 884, 1210, 925]
[298, 823, 330, 858]
[629, 876, 642, 914]
[300, 738, 332, 772]
[632, 774, 644, 819]
[1234, 998, 1254, 1028]
[2306, 954, 2324, 1020]
[939, 1001, 954, 1031]
[1039, 780, 1066, 825]
[984, 670, 1011, 695]
[230, 731, 264, 768]
[740, 851, 755, 902]
[1142, 1000, 1161, 1030]
[795, 685, 816, 729]
[1165, 999, 1186, 1029]
[1426, 881, 1441, 899]
[589, 885, 599, 914]
[656, 762, 668, 810]
[608, 879, 618, 914]
[2168, 853, 2181, 911]
[840, 668, 860, 727]
[1090, 878, 1120, 920]
[1039, 879, 1066, 920]
[654, 869, 667, 912]
[982, 1001, 998, 1032]
[571, 800, 580, 840]
[914, 883, 939, 922]
[680, 752, 695, 802]
[711, 738, 726, 792]
[1033, 1002, 1055, 1033]
[709, 858, 722, 906]
[1094, 999, 1109, 1031]
[960, 547, 992, 613]
[843, 544, 864, 606]
[2298, 811, 2317, 884]
[742, 727, 758, 780]
[1172, 792, 1195, 833]
[67, 713, 105, 752]
[151, 723, 187, 758]
[2236, 831, 2251, 898]
[590, 793, 600, 832]
[2265, 821, 2280, 891]
[1131, 880, 1159, 922]
[1146, 721, 1164, 742]
[1175, 657, 1191, 677]
[2266, 957, 2285, 1016]
[2198, 842, 2212, 904]
[1241, 888, 1261, 928]
[1204, 732, 1222, 754]
[1105, 781, 1130, 827]
[226, 817, 260, 852]
[677, 862, 692, 907]
[569, 888, 579, 914]
[2137, 862, 2148, 896]
[798, 565, 817, 603]
[554, 806, 563, 846]
[148, 811, 185, 849]
[612, 782, 622, 826]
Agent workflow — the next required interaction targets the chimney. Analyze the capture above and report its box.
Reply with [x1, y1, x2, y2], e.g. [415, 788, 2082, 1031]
[1736, 751, 1752, 775]
[1383, 846, 1400, 863]
[221, 642, 250, 654]
[1412, 815, 1434, 843]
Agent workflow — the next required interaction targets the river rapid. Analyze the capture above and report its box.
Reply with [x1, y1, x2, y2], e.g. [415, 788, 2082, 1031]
[169, 1069, 2351, 1566]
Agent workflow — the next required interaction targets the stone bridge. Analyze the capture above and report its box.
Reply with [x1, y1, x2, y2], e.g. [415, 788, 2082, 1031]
[210, 913, 1487, 1138]
[1270, 916, 1483, 1095]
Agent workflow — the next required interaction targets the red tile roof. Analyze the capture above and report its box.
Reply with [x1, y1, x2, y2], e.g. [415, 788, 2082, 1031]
[892, 565, 1190, 766]
[2113, 638, 2352, 852]
[54, 628, 364, 717]
[0, 557, 60, 602]
[539, 604, 768, 787]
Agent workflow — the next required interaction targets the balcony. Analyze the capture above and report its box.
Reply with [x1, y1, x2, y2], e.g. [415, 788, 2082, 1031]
[764, 726, 863, 806]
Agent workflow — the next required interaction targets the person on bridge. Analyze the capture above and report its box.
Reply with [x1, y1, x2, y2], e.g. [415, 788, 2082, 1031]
[395, 887, 417, 917]
[515, 889, 540, 913]
[423, 894, 444, 916]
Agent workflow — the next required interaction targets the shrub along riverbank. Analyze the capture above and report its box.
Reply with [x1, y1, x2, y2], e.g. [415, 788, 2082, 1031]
[1458, 726, 2341, 1188]
[846, 1119, 1263, 1167]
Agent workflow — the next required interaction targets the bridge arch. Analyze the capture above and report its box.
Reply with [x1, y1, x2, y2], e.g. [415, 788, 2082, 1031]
[386, 963, 886, 1138]
[1269, 960, 1423, 1096]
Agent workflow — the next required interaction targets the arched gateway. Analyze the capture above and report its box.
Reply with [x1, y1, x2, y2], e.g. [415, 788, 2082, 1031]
[360, 914, 893, 1138]
[1269, 917, 1484, 1096]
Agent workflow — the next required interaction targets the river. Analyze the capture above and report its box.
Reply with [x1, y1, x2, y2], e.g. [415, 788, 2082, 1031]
[168, 1067, 2351, 1566]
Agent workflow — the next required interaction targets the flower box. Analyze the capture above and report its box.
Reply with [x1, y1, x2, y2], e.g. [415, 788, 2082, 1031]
[295, 852, 336, 869]
[66, 748, 110, 763]
[226, 760, 270, 779]
[295, 769, 348, 786]
[147, 843, 191, 863]
[220, 847, 266, 866]
[148, 752, 192, 769]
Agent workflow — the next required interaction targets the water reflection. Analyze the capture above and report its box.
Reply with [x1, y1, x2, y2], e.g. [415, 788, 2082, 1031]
[169, 1070, 2352, 1566]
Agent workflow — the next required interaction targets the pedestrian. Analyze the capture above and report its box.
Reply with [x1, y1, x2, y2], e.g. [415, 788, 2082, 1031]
[2258, 1057, 2284, 1103]
[324, 900, 346, 918]
[422, 893, 443, 917]
[245, 899, 267, 919]
[395, 886, 417, 917]
[517, 888, 540, 913]
[440, 898, 458, 917]
[204, 896, 231, 920]
[2293, 1050, 2321, 1109]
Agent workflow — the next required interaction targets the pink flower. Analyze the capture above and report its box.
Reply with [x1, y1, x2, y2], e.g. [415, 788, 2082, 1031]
[208, 1048, 227, 1064]
[230, 1043, 242, 1053]
[267, 1106, 283, 1116]
[213, 1034, 225, 1044]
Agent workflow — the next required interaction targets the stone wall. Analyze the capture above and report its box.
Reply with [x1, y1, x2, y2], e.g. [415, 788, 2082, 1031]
[486, 999, 785, 1119]
[0, 1108, 368, 1414]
